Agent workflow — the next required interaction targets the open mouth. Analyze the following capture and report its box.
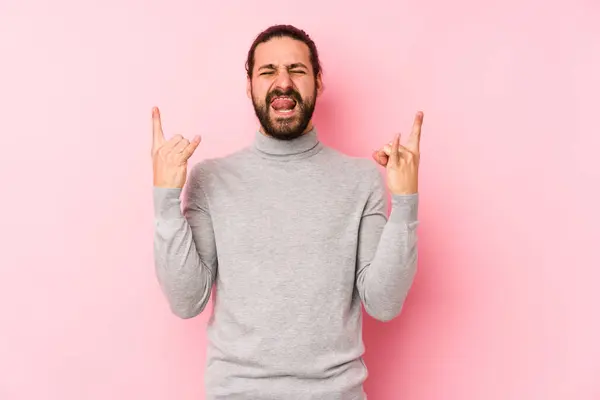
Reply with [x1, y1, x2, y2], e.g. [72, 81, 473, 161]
[270, 96, 298, 115]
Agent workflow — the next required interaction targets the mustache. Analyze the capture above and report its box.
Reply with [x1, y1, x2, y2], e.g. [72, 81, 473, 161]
[266, 88, 302, 104]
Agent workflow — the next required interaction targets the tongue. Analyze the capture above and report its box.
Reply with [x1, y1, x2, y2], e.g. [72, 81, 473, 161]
[271, 97, 296, 111]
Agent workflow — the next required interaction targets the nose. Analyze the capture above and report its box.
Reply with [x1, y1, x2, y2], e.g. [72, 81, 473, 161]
[273, 68, 293, 90]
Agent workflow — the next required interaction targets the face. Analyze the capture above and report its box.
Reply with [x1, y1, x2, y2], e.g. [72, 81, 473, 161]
[247, 36, 323, 140]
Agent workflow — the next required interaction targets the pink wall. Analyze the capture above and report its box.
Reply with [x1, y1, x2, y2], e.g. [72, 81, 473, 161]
[1, 0, 598, 399]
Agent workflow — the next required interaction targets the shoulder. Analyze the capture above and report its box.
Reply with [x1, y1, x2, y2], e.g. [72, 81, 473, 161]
[319, 146, 383, 186]
[190, 148, 248, 180]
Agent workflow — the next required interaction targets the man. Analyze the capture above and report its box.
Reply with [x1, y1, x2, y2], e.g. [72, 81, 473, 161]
[151, 24, 422, 400]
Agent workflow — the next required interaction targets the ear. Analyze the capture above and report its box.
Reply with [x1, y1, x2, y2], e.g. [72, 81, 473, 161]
[316, 71, 324, 97]
[246, 76, 252, 99]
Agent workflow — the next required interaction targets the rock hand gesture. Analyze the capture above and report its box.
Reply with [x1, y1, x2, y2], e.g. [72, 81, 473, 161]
[151, 107, 201, 188]
[372, 111, 423, 195]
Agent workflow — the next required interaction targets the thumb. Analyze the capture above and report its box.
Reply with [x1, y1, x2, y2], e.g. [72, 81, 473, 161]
[372, 150, 388, 166]
[181, 135, 202, 160]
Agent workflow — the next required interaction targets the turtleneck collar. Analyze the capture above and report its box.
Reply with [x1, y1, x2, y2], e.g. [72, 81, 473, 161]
[252, 127, 323, 160]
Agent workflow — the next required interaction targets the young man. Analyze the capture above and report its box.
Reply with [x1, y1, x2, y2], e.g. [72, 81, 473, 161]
[151, 24, 423, 400]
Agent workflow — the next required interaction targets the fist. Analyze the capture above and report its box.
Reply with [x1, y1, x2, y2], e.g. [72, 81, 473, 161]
[151, 107, 201, 188]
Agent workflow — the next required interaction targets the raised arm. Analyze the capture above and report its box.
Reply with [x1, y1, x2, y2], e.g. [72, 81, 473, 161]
[357, 111, 423, 321]
[355, 174, 419, 322]
[151, 107, 217, 319]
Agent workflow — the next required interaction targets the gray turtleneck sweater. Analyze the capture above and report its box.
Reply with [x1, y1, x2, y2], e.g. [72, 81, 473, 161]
[152, 128, 419, 400]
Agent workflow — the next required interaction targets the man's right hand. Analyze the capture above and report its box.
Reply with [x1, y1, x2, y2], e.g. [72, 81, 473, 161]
[151, 107, 201, 188]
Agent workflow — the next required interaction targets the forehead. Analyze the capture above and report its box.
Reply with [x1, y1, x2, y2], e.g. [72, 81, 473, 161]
[253, 36, 312, 71]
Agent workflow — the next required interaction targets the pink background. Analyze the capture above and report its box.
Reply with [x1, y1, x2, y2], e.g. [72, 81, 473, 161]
[1, 0, 599, 399]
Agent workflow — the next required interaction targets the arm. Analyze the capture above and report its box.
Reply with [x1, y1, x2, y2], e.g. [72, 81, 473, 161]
[355, 170, 419, 322]
[153, 164, 218, 319]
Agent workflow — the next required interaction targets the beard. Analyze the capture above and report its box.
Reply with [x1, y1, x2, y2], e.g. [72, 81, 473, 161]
[251, 85, 317, 141]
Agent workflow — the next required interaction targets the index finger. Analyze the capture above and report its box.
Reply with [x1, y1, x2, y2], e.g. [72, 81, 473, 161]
[152, 107, 165, 148]
[408, 111, 424, 150]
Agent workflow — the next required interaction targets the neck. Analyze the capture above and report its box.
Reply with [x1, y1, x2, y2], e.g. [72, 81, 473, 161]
[252, 125, 322, 160]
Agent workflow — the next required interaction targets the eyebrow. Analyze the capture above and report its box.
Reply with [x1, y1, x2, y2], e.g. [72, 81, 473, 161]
[258, 63, 309, 71]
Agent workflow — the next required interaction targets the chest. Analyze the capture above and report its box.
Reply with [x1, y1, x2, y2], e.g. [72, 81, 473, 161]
[206, 164, 367, 260]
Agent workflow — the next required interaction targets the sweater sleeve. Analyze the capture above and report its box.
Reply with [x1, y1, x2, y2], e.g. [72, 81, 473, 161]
[355, 169, 419, 322]
[152, 164, 218, 319]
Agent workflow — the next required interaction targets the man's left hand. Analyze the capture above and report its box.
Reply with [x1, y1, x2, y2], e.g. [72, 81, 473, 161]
[372, 111, 423, 195]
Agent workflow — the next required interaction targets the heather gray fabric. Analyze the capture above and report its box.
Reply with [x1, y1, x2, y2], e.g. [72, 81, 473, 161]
[153, 128, 419, 399]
